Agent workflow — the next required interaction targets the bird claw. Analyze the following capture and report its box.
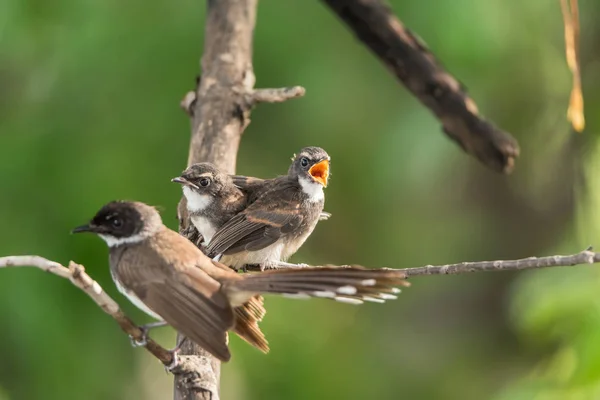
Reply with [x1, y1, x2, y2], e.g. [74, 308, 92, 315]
[130, 331, 148, 348]
[165, 348, 181, 372]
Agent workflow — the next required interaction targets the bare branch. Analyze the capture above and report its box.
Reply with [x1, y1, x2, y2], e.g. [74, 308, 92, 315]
[174, 0, 310, 398]
[0, 256, 178, 367]
[398, 249, 598, 277]
[180, 91, 196, 117]
[240, 249, 599, 277]
[321, 0, 520, 173]
[247, 86, 306, 105]
[4, 246, 599, 399]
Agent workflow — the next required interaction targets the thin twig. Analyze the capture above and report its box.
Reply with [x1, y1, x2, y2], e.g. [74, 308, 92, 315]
[247, 86, 306, 104]
[180, 91, 197, 117]
[321, 0, 520, 173]
[398, 249, 598, 277]
[240, 249, 599, 276]
[2, 248, 598, 386]
[0, 256, 178, 368]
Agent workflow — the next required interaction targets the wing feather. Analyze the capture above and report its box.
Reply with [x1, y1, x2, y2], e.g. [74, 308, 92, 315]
[114, 239, 235, 361]
[206, 181, 304, 257]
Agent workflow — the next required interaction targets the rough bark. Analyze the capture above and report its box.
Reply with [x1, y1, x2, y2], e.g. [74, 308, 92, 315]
[174, 1, 304, 399]
[174, 1, 257, 399]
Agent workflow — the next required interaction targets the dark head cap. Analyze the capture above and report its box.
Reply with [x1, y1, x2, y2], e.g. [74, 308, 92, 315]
[288, 147, 330, 187]
[72, 201, 163, 243]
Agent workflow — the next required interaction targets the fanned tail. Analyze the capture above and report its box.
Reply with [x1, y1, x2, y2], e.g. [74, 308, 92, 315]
[226, 267, 409, 305]
[232, 295, 269, 353]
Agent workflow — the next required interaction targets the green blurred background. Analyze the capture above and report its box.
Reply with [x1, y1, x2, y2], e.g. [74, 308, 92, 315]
[2, 0, 600, 399]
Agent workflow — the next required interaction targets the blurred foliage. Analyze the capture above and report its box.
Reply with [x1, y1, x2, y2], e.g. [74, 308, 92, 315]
[1, 0, 600, 399]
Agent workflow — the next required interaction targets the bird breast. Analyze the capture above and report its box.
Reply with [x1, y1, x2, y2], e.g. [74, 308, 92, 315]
[191, 215, 218, 244]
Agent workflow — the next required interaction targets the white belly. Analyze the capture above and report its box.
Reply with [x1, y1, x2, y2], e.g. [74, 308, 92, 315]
[191, 215, 217, 243]
[220, 242, 284, 269]
[113, 276, 163, 320]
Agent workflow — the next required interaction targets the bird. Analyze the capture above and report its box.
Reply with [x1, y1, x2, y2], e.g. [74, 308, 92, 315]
[193, 146, 331, 271]
[172, 162, 331, 248]
[172, 163, 247, 246]
[72, 200, 409, 363]
[229, 174, 331, 220]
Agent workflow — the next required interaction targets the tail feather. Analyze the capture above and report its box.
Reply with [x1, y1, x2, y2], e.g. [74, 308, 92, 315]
[232, 295, 269, 353]
[226, 267, 409, 304]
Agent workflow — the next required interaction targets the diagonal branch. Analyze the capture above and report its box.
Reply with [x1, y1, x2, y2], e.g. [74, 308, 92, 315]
[0, 256, 175, 365]
[321, 0, 520, 173]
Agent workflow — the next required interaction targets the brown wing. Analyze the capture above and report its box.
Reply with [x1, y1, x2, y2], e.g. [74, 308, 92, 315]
[206, 182, 304, 257]
[233, 175, 331, 221]
[116, 235, 235, 361]
[231, 175, 271, 203]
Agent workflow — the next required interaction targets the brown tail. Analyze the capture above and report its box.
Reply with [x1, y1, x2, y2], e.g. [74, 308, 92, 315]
[225, 267, 410, 305]
[232, 295, 269, 353]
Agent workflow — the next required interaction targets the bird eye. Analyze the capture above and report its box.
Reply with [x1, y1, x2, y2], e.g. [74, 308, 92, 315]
[300, 157, 309, 168]
[199, 177, 211, 187]
[112, 218, 123, 228]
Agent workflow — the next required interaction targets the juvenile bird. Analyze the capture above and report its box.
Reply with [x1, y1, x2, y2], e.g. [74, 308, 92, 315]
[72, 200, 409, 362]
[179, 147, 331, 271]
[173, 162, 330, 248]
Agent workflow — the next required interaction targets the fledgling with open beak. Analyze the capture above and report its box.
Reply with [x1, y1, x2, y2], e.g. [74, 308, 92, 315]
[72, 200, 409, 363]
[172, 162, 331, 248]
[196, 146, 330, 271]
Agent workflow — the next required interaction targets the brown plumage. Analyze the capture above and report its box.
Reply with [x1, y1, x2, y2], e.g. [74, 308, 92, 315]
[73, 201, 410, 361]
[202, 147, 332, 270]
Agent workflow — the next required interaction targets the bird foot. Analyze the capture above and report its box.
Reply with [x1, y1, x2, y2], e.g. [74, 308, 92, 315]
[165, 348, 181, 372]
[165, 337, 187, 372]
[129, 321, 168, 347]
[130, 331, 148, 348]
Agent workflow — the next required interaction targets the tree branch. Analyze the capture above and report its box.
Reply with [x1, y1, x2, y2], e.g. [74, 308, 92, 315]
[3, 247, 598, 397]
[398, 248, 598, 277]
[175, 1, 304, 399]
[247, 86, 306, 105]
[0, 256, 175, 366]
[241, 249, 600, 276]
[321, 0, 520, 174]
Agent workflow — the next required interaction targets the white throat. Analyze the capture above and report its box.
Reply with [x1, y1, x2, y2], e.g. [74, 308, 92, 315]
[183, 186, 213, 212]
[299, 176, 324, 202]
[99, 233, 147, 248]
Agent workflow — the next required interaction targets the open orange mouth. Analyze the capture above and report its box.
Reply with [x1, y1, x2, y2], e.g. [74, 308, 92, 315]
[309, 159, 329, 187]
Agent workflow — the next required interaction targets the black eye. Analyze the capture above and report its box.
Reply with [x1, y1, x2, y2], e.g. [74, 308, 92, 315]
[112, 218, 123, 228]
[199, 177, 211, 187]
[300, 157, 309, 168]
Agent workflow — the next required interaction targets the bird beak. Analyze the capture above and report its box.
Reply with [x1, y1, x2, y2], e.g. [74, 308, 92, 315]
[309, 159, 330, 187]
[172, 176, 199, 189]
[71, 224, 92, 234]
